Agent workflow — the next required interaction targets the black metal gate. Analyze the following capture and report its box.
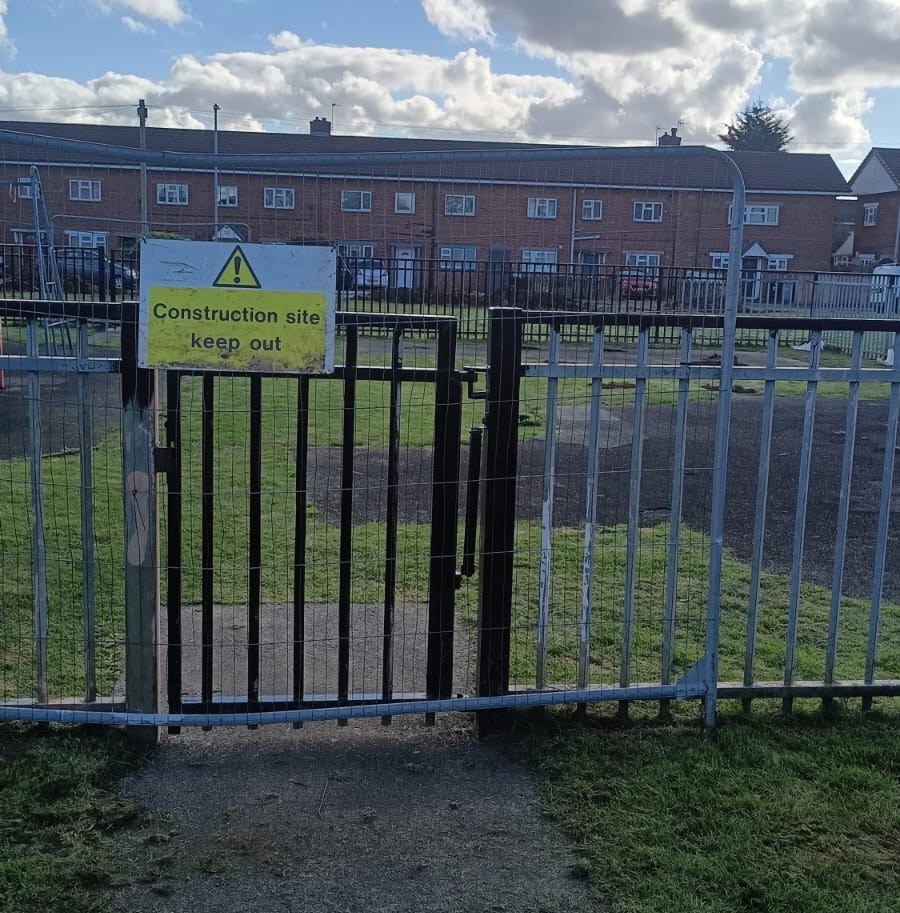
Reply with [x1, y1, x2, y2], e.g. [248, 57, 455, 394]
[159, 313, 464, 726]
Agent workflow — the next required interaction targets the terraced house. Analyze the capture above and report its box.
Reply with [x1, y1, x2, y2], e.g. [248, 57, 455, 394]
[0, 117, 850, 284]
[849, 148, 900, 267]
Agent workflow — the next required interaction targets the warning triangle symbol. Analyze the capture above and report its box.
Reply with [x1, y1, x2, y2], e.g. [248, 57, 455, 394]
[213, 245, 262, 289]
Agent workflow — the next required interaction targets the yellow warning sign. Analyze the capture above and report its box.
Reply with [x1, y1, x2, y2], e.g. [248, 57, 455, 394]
[212, 245, 262, 289]
[146, 287, 327, 371]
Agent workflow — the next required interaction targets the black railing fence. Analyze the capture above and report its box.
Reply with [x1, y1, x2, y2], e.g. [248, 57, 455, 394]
[2, 246, 896, 350]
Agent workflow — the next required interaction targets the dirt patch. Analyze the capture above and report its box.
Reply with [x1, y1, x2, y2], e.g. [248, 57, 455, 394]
[114, 719, 596, 913]
[307, 397, 899, 601]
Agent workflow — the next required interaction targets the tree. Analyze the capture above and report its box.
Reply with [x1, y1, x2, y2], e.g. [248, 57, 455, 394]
[719, 102, 793, 152]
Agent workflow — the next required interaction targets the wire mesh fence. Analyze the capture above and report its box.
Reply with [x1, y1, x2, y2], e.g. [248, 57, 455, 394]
[0, 128, 897, 731]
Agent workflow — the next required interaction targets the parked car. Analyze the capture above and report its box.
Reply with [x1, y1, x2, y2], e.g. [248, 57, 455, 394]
[56, 248, 137, 295]
[620, 271, 659, 299]
[336, 253, 356, 291]
[351, 257, 389, 289]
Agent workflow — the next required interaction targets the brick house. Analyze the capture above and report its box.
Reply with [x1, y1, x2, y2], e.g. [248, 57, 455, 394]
[849, 148, 900, 266]
[0, 118, 849, 279]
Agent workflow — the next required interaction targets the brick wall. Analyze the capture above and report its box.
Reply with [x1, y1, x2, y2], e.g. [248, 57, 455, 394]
[0, 162, 842, 271]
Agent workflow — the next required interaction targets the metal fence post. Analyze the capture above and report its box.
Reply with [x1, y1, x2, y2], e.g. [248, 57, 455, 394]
[121, 300, 160, 744]
[703, 162, 746, 728]
[476, 307, 522, 735]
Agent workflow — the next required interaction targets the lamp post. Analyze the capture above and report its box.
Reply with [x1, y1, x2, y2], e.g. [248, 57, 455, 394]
[213, 103, 220, 238]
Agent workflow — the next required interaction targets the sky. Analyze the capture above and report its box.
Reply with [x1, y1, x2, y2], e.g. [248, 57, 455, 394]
[0, 0, 897, 175]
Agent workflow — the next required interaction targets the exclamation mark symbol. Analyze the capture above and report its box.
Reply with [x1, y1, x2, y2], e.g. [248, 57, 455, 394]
[233, 255, 242, 284]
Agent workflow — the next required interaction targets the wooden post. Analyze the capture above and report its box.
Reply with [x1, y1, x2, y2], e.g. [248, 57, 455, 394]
[121, 300, 160, 744]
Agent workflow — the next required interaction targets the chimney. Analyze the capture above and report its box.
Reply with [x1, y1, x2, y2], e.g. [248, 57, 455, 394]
[658, 127, 682, 147]
[310, 116, 332, 137]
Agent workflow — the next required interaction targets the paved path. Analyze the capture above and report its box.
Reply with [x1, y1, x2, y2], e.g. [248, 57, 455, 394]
[115, 718, 596, 913]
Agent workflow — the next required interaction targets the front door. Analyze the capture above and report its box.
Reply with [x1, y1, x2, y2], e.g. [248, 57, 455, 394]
[392, 245, 417, 289]
[741, 257, 762, 303]
[487, 247, 511, 296]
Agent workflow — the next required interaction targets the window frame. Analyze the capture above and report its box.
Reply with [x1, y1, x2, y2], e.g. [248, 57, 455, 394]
[526, 197, 558, 219]
[444, 193, 476, 217]
[340, 190, 373, 213]
[577, 250, 607, 267]
[581, 199, 603, 221]
[863, 202, 879, 227]
[623, 251, 662, 274]
[11, 228, 51, 245]
[156, 182, 189, 206]
[217, 184, 239, 208]
[632, 201, 663, 223]
[394, 192, 415, 214]
[439, 244, 478, 271]
[65, 230, 109, 249]
[767, 255, 792, 271]
[520, 248, 559, 273]
[728, 203, 780, 226]
[337, 241, 375, 259]
[264, 187, 296, 210]
[68, 179, 101, 202]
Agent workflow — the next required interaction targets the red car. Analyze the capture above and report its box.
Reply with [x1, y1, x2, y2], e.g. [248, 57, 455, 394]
[620, 272, 659, 298]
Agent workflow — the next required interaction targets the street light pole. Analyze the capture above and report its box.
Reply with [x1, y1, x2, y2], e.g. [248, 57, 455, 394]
[213, 103, 220, 239]
[137, 99, 148, 240]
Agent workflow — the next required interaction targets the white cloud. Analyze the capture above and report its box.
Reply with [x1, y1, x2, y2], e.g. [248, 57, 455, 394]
[0, 1, 893, 160]
[422, 0, 900, 152]
[121, 15, 154, 34]
[103, 0, 189, 26]
[0, 0, 13, 56]
[421, 0, 494, 42]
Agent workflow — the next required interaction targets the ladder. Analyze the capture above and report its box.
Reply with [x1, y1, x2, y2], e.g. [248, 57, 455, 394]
[25, 166, 72, 356]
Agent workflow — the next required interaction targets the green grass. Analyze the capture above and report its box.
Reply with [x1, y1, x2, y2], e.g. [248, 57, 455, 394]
[522, 709, 900, 913]
[3, 369, 900, 701]
[0, 725, 138, 913]
[503, 523, 900, 690]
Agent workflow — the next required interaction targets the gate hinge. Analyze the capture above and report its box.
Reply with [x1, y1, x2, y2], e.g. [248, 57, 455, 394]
[153, 445, 176, 474]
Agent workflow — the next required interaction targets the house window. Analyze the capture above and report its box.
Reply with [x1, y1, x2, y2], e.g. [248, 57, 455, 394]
[578, 250, 607, 275]
[767, 255, 792, 271]
[439, 245, 477, 270]
[633, 201, 663, 223]
[12, 228, 50, 245]
[65, 230, 108, 249]
[337, 241, 375, 259]
[445, 194, 475, 216]
[710, 253, 729, 270]
[527, 197, 558, 219]
[864, 203, 879, 227]
[341, 190, 372, 212]
[264, 187, 295, 210]
[217, 185, 238, 207]
[16, 180, 35, 200]
[857, 253, 877, 264]
[68, 179, 101, 202]
[394, 192, 415, 214]
[156, 183, 188, 205]
[624, 251, 661, 274]
[520, 248, 558, 273]
[582, 199, 603, 221]
[728, 204, 780, 225]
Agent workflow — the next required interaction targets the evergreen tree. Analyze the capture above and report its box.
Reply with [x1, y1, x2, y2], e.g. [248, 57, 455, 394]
[719, 102, 793, 152]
